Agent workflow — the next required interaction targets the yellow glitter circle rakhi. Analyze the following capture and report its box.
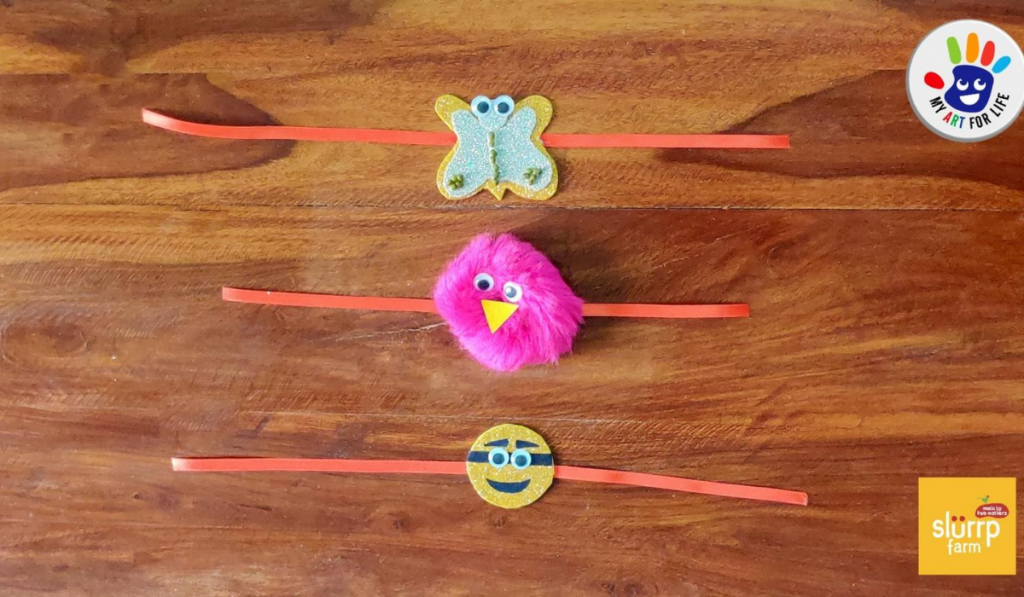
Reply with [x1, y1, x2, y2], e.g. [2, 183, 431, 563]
[173, 424, 808, 508]
[465, 424, 555, 509]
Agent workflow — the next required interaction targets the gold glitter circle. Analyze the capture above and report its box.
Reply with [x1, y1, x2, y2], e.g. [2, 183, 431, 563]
[466, 424, 555, 509]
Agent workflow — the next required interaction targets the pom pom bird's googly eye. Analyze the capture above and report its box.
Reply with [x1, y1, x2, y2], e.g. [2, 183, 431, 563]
[471, 96, 491, 115]
[488, 448, 509, 469]
[494, 95, 514, 115]
[510, 449, 532, 470]
[473, 273, 494, 292]
[956, 79, 969, 91]
[502, 281, 523, 303]
[974, 78, 988, 91]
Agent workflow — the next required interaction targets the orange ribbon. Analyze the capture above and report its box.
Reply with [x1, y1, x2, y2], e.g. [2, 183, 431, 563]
[171, 457, 807, 506]
[173, 457, 466, 476]
[222, 287, 750, 319]
[552, 465, 807, 505]
[143, 109, 790, 150]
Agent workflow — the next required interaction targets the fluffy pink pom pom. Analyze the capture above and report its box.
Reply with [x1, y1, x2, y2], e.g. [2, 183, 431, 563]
[434, 233, 585, 372]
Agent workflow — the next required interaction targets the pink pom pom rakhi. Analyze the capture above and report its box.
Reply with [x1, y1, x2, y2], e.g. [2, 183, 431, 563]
[224, 233, 749, 371]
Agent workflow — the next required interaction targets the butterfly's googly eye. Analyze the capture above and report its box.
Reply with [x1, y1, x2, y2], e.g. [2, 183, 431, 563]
[511, 449, 532, 470]
[956, 79, 969, 91]
[502, 281, 523, 303]
[974, 78, 987, 91]
[471, 96, 491, 115]
[488, 448, 509, 469]
[494, 95, 514, 115]
[473, 273, 494, 292]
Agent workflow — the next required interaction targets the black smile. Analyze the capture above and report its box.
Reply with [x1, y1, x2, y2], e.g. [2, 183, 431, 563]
[486, 478, 531, 493]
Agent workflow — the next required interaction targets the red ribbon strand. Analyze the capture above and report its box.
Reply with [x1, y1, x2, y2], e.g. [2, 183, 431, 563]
[143, 109, 790, 150]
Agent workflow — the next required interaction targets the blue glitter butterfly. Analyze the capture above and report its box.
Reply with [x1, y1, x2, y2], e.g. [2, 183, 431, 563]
[435, 94, 558, 201]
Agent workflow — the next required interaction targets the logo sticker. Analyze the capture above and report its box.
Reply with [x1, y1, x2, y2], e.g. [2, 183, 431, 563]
[919, 477, 1016, 575]
[907, 20, 1024, 142]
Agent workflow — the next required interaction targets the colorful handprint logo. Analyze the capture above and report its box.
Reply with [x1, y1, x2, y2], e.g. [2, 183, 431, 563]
[923, 33, 1011, 113]
[907, 20, 1024, 142]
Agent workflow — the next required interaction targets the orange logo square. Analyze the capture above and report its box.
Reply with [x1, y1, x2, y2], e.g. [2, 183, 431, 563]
[919, 477, 1016, 575]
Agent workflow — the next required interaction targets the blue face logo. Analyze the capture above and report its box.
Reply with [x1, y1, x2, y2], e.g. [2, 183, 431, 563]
[924, 33, 1011, 113]
[944, 65, 994, 113]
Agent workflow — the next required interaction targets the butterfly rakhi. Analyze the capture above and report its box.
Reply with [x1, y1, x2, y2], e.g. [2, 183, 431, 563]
[143, 94, 789, 201]
[436, 94, 557, 200]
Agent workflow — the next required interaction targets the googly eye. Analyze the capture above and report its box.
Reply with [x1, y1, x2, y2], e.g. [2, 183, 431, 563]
[471, 96, 491, 115]
[974, 78, 987, 91]
[494, 95, 514, 115]
[473, 273, 494, 292]
[956, 79, 969, 91]
[502, 281, 523, 303]
[510, 449, 532, 470]
[488, 448, 509, 469]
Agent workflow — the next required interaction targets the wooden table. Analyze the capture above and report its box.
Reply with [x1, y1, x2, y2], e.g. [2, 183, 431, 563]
[2, 1, 1022, 595]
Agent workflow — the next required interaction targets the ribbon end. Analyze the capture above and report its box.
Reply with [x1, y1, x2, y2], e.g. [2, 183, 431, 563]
[141, 108, 163, 126]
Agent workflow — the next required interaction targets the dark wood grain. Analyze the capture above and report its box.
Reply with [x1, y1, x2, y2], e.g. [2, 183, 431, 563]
[1, 1, 1022, 595]
[0, 75, 292, 193]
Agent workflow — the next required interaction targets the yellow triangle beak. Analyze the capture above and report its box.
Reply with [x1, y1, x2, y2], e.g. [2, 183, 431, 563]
[482, 300, 519, 333]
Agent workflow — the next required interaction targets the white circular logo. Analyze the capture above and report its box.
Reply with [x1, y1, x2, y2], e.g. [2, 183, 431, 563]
[907, 20, 1024, 142]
